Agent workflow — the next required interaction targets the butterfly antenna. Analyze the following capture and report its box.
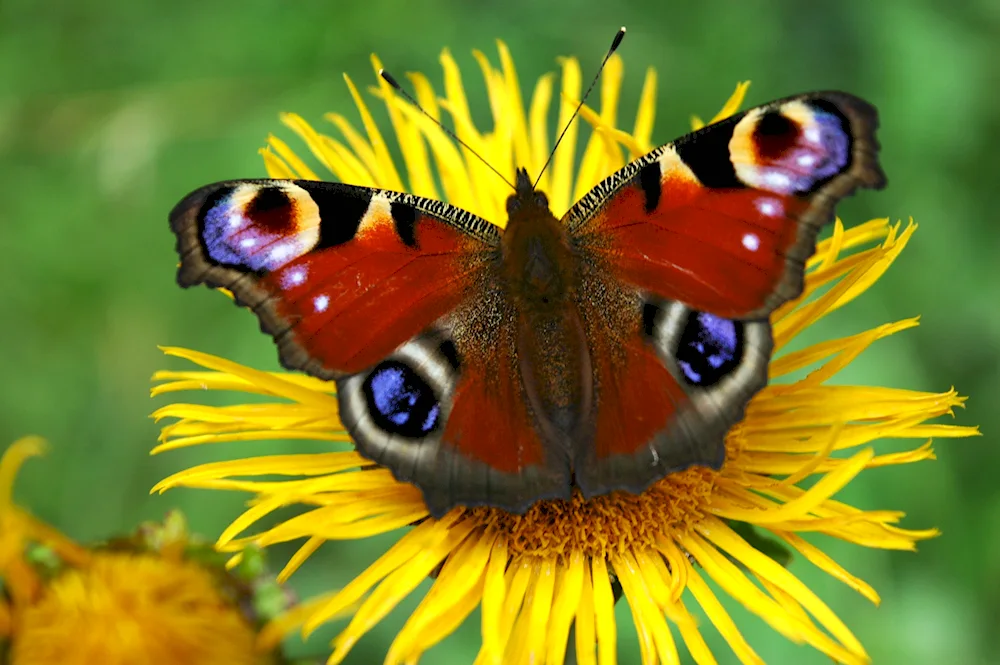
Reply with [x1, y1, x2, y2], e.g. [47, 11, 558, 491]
[533, 26, 626, 190]
[379, 68, 516, 191]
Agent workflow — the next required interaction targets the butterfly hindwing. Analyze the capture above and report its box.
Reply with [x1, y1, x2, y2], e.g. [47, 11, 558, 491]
[169, 178, 570, 516]
[565, 91, 884, 495]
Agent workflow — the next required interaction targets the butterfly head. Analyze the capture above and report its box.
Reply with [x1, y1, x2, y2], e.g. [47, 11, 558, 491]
[506, 167, 550, 219]
[501, 167, 575, 316]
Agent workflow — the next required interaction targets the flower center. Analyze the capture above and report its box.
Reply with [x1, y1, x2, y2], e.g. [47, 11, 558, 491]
[468, 465, 718, 560]
[11, 553, 261, 665]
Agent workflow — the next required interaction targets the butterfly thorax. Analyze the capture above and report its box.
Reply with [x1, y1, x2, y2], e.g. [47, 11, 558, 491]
[500, 170, 593, 450]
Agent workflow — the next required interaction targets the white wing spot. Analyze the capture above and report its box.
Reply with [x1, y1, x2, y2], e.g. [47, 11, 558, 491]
[239, 237, 257, 248]
[804, 126, 822, 143]
[269, 243, 294, 263]
[763, 171, 792, 190]
[281, 266, 307, 290]
[742, 233, 761, 251]
[755, 198, 783, 217]
[797, 153, 816, 167]
[313, 294, 330, 313]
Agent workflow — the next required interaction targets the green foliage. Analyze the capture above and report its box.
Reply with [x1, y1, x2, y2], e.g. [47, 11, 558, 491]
[1, 0, 997, 663]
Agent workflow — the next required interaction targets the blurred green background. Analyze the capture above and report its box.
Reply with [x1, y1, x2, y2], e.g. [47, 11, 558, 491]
[1, 0, 997, 663]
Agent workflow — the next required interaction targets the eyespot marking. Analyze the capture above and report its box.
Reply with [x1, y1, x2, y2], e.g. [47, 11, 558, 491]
[729, 100, 852, 194]
[363, 360, 441, 438]
[675, 312, 744, 387]
[753, 111, 800, 160]
[200, 183, 321, 272]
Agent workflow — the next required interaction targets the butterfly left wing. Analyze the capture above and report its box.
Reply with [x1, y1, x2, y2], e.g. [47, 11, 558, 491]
[564, 91, 885, 497]
[169, 179, 572, 516]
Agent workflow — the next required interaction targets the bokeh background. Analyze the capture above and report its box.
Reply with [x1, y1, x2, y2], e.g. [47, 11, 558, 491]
[2, 0, 998, 663]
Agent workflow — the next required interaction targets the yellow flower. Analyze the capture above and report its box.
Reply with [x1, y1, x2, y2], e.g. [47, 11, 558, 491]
[0, 438, 288, 665]
[151, 43, 979, 665]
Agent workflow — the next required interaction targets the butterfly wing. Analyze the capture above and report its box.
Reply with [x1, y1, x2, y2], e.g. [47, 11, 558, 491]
[170, 179, 570, 516]
[564, 92, 885, 497]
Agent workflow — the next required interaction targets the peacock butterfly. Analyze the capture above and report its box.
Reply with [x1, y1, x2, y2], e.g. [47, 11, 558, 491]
[168, 80, 885, 517]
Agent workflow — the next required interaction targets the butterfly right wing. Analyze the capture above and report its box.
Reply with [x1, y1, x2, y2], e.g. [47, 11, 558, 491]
[169, 179, 570, 516]
[563, 92, 884, 499]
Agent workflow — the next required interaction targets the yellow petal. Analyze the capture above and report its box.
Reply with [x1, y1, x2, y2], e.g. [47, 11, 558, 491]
[754, 576, 867, 665]
[369, 54, 439, 200]
[778, 421, 844, 486]
[545, 550, 584, 665]
[692, 80, 751, 130]
[524, 558, 557, 664]
[259, 146, 298, 179]
[480, 536, 510, 662]
[391, 95, 480, 216]
[613, 552, 680, 665]
[281, 112, 372, 184]
[341, 73, 404, 190]
[547, 56, 581, 216]
[574, 558, 598, 665]
[151, 451, 367, 492]
[440, 49, 500, 220]
[747, 450, 872, 522]
[678, 531, 806, 643]
[264, 133, 319, 180]
[685, 565, 764, 665]
[591, 556, 617, 665]
[773, 530, 880, 605]
[631, 66, 657, 152]
[387, 529, 495, 663]
[493, 560, 533, 663]
[278, 535, 324, 583]
[303, 511, 463, 637]
[528, 73, 555, 191]
[769, 318, 920, 380]
[572, 53, 623, 202]
[0, 437, 46, 509]
[327, 520, 475, 665]
[697, 517, 868, 661]
[157, 347, 338, 409]
[496, 40, 533, 176]
[324, 109, 382, 184]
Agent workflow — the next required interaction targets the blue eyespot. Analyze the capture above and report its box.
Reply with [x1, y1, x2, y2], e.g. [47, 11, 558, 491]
[675, 312, 744, 387]
[363, 361, 440, 438]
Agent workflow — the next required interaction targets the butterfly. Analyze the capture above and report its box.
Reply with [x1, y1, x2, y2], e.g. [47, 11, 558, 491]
[169, 90, 885, 517]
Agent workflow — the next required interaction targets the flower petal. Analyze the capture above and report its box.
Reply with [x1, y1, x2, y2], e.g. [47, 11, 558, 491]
[545, 550, 584, 665]
[528, 73, 555, 192]
[547, 56, 581, 216]
[631, 67, 657, 152]
[697, 517, 868, 662]
[591, 556, 617, 665]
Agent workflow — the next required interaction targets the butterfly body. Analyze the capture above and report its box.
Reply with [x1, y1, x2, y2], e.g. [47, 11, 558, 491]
[498, 170, 594, 457]
[170, 91, 885, 516]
